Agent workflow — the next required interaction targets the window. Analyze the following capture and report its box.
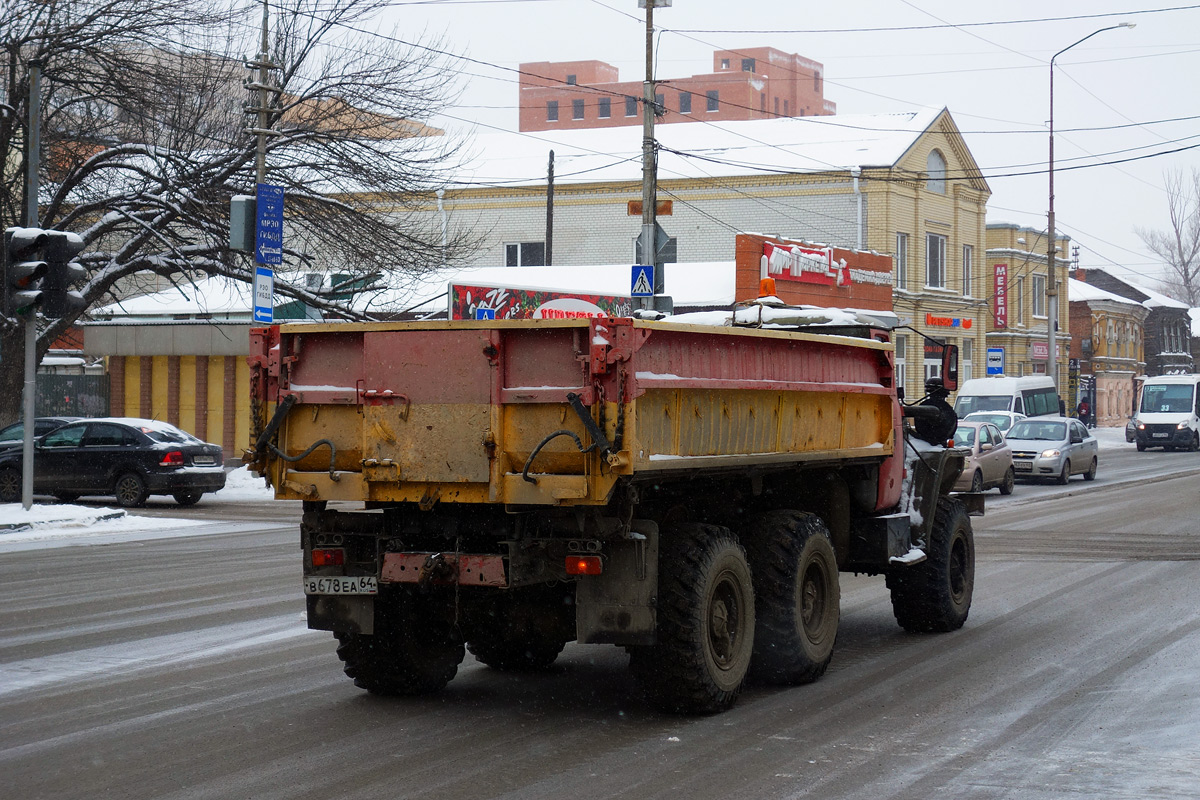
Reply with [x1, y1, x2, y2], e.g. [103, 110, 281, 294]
[598, 97, 610, 118]
[895, 334, 908, 395]
[895, 233, 908, 289]
[926, 233, 947, 288]
[814, 70, 821, 91]
[924, 341, 944, 382]
[706, 90, 719, 112]
[1016, 276, 1025, 323]
[962, 245, 973, 296]
[654, 93, 665, 116]
[784, 100, 789, 116]
[760, 93, 766, 112]
[741, 58, 756, 72]
[1032, 274, 1046, 317]
[679, 91, 691, 114]
[84, 424, 131, 447]
[720, 58, 730, 69]
[926, 149, 946, 194]
[962, 339, 973, 381]
[505, 242, 545, 267]
[572, 99, 584, 120]
[625, 96, 638, 117]
[546, 101, 558, 122]
[774, 97, 780, 116]
[566, 74, 577, 86]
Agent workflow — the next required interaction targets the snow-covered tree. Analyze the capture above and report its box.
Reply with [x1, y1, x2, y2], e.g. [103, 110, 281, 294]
[1, 0, 476, 424]
[1137, 168, 1200, 306]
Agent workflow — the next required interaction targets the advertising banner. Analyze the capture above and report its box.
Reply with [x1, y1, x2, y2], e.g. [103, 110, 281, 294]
[734, 233, 894, 311]
[449, 283, 634, 321]
[994, 263, 1008, 329]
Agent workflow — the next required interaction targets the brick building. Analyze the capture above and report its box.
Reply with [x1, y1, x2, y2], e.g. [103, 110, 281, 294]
[1068, 278, 1147, 425]
[984, 223, 1072, 389]
[519, 47, 835, 133]
[1075, 268, 1194, 377]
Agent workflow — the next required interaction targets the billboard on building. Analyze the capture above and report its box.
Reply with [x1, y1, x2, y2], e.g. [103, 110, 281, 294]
[734, 233, 893, 311]
[994, 264, 1008, 329]
[449, 283, 635, 320]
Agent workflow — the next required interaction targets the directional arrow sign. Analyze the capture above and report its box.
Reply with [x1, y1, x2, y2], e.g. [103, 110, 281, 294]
[255, 183, 284, 265]
[631, 264, 654, 297]
[253, 266, 274, 324]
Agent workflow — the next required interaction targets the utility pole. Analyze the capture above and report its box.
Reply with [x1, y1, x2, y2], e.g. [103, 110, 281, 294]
[639, 0, 657, 310]
[19, 61, 43, 510]
[256, 0, 270, 184]
[546, 150, 555, 266]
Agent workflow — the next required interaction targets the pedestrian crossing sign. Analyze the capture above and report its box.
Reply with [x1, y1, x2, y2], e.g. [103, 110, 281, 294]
[631, 264, 654, 297]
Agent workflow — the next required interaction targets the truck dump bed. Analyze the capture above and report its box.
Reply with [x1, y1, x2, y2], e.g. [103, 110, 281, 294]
[248, 317, 902, 510]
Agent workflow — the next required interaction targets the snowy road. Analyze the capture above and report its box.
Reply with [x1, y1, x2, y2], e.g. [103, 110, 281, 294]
[2, 467, 1199, 799]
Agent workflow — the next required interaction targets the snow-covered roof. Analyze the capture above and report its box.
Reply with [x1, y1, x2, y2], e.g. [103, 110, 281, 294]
[352, 261, 737, 315]
[1068, 278, 1141, 306]
[1190, 307, 1200, 338]
[91, 277, 255, 318]
[450, 108, 945, 189]
[1133, 282, 1190, 310]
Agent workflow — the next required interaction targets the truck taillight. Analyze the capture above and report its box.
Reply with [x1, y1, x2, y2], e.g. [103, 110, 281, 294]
[159, 450, 184, 467]
[565, 555, 603, 575]
[311, 548, 345, 567]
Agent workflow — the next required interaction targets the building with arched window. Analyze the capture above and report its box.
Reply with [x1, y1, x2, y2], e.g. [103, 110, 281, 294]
[1076, 269, 1194, 377]
[1068, 278, 1147, 425]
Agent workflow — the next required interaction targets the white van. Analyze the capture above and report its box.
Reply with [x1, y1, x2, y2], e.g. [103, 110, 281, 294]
[953, 376, 1060, 418]
[1132, 374, 1200, 451]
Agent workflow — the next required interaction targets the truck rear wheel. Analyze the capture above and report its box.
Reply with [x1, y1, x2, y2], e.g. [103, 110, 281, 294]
[743, 510, 839, 685]
[466, 586, 573, 671]
[335, 589, 464, 695]
[630, 523, 755, 714]
[886, 497, 974, 633]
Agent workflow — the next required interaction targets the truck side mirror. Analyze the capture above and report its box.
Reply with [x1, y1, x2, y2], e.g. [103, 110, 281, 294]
[941, 344, 959, 392]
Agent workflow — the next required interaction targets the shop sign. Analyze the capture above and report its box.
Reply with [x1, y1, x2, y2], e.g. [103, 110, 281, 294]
[994, 264, 1008, 329]
[924, 312, 973, 329]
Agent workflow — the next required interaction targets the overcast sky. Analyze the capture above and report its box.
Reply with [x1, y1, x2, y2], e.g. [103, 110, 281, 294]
[359, 0, 1200, 290]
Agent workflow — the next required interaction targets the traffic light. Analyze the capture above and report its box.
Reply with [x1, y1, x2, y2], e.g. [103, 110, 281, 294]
[3, 226, 49, 317]
[41, 230, 87, 319]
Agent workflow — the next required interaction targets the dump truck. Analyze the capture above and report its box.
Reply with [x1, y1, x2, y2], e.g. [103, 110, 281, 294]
[246, 308, 976, 714]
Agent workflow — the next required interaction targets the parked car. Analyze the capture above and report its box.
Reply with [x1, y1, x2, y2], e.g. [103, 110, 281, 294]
[952, 420, 1015, 495]
[0, 418, 225, 506]
[1005, 416, 1098, 484]
[962, 410, 1027, 434]
[0, 416, 81, 448]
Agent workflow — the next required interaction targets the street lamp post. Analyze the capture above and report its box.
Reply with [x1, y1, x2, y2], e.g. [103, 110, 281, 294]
[1046, 22, 1134, 396]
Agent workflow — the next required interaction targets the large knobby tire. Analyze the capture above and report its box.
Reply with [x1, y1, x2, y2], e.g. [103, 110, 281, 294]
[630, 523, 755, 714]
[334, 588, 465, 696]
[742, 510, 840, 686]
[466, 586, 573, 671]
[886, 497, 974, 633]
[999, 467, 1015, 496]
[114, 472, 148, 507]
[0, 468, 21, 502]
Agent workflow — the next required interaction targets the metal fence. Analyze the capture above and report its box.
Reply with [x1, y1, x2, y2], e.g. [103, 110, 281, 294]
[35, 374, 110, 417]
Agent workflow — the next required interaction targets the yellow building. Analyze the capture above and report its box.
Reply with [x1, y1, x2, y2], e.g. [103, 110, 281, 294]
[984, 223, 1072, 387]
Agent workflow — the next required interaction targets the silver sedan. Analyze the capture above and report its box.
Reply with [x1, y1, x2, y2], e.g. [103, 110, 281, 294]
[1004, 416, 1099, 484]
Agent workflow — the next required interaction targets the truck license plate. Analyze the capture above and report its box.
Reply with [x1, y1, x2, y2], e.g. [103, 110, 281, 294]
[303, 576, 378, 595]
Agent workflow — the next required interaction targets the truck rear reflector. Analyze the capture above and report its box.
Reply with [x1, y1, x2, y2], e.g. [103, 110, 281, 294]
[311, 548, 345, 567]
[565, 555, 603, 576]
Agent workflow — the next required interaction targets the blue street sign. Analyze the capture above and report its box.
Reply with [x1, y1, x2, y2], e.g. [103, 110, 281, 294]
[631, 264, 654, 297]
[253, 265, 274, 324]
[986, 347, 1005, 376]
[255, 183, 284, 265]
[475, 307, 496, 320]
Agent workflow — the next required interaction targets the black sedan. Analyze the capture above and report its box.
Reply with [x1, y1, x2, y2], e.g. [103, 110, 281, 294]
[0, 418, 225, 507]
[0, 416, 81, 447]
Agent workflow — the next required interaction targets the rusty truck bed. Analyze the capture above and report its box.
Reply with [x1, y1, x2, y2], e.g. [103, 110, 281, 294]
[248, 317, 902, 509]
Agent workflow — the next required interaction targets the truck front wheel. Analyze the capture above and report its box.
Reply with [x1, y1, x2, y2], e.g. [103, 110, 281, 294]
[630, 523, 755, 714]
[743, 511, 839, 685]
[886, 497, 974, 633]
[334, 588, 464, 695]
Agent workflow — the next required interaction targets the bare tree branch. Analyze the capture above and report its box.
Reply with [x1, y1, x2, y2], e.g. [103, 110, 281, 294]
[1136, 168, 1200, 306]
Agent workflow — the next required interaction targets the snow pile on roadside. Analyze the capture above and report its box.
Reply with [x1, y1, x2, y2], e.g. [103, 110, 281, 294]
[216, 466, 275, 501]
[0, 502, 205, 541]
